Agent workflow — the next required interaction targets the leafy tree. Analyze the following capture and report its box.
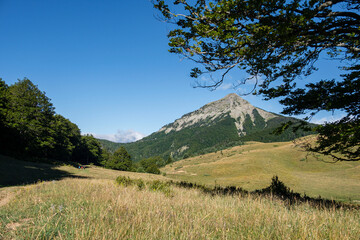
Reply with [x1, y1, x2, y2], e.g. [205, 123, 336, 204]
[145, 164, 161, 174]
[166, 155, 174, 164]
[100, 147, 111, 166]
[72, 134, 104, 164]
[0, 79, 14, 154]
[50, 115, 82, 161]
[139, 156, 165, 174]
[154, 0, 360, 161]
[0, 79, 8, 125]
[106, 146, 133, 171]
[0, 78, 108, 165]
[6, 78, 56, 157]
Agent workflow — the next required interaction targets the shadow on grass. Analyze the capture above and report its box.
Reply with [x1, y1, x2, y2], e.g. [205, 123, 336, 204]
[173, 176, 360, 210]
[0, 155, 89, 187]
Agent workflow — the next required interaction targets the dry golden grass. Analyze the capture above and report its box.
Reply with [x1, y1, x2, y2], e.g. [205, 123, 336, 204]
[55, 164, 169, 182]
[1, 178, 359, 239]
[162, 139, 360, 202]
[1, 141, 360, 239]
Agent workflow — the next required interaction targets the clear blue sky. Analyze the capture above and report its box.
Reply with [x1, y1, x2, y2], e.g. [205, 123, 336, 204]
[0, 0, 344, 142]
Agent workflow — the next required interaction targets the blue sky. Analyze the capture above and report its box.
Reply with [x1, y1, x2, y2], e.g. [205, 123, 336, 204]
[0, 0, 344, 142]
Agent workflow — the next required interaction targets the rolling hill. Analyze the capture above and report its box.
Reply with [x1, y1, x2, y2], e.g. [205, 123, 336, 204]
[160, 137, 360, 202]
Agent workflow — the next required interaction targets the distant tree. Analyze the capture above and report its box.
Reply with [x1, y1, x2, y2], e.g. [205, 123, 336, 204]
[6, 78, 56, 157]
[73, 134, 104, 165]
[50, 115, 82, 161]
[165, 155, 174, 165]
[145, 163, 161, 174]
[106, 146, 133, 171]
[154, 0, 360, 161]
[139, 156, 165, 174]
[100, 147, 111, 166]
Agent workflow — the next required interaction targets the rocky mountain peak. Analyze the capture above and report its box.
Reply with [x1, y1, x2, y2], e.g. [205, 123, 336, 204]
[202, 93, 251, 112]
[159, 93, 276, 135]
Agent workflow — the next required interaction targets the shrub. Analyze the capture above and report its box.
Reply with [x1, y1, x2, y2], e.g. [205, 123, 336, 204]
[115, 176, 134, 187]
[148, 180, 173, 197]
[135, 179, 145, 190]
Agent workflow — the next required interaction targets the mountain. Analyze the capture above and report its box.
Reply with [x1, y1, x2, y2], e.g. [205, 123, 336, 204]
[158, 93, 275, 136]
[99, 94, 314, 161]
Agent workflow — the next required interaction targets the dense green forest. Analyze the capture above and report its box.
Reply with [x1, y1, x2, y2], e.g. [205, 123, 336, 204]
[0, 78, 107, 165]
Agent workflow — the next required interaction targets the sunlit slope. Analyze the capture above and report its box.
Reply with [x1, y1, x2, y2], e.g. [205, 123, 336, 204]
[2, 178, 360, 239]
[1, 153, 360, 239]
[161, 138, 360, 202]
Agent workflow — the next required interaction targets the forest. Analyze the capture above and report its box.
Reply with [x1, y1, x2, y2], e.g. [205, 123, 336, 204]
[0, 78, 166, 174]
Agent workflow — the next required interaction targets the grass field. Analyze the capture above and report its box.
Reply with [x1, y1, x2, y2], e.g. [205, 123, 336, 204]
[1, 177, 360, 239]
[161, 138, 360, 202]
[1, 143, 360, 239]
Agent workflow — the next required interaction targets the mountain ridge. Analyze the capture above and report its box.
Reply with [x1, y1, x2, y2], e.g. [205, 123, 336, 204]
[158, 93, 277, 136]
[99, 94, 315, 161]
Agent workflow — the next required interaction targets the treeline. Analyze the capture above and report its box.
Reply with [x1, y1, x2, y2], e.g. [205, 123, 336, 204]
[102, 146, 173, 174]
[0, 78, 171, 174]
[0, 78, 107, 165]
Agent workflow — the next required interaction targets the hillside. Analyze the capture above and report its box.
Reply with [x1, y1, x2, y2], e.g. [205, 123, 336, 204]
[100, 93, 314, 161]
[161, 137, 360, 202]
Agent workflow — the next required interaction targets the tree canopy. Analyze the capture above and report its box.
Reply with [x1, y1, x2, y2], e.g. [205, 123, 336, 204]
[154, 0, 360, 161]
[5, 78, 56, 157]
[0, 78, 107, 165]
[139, 156, 166, 174]
[105, 146, 133, 171]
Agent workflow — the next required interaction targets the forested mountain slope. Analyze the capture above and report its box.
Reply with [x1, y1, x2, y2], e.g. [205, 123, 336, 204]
[99, 94, 314, 161]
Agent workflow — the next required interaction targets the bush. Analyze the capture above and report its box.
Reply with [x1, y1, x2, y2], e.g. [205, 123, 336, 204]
[135, 179, 145, 190]
[115, 176, 173, 197]
[115, 176, 134, 187]
[148, 180, 173, 197]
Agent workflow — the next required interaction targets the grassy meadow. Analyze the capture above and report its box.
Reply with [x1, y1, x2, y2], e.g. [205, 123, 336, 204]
[161, 138, 360, 202]
[1, 141, 360, 239]
[1, 177, 360, 239]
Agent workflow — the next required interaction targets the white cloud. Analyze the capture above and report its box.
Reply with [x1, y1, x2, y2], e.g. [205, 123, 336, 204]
[311, 114, 345, 125]
[93, 130, 146, 143]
